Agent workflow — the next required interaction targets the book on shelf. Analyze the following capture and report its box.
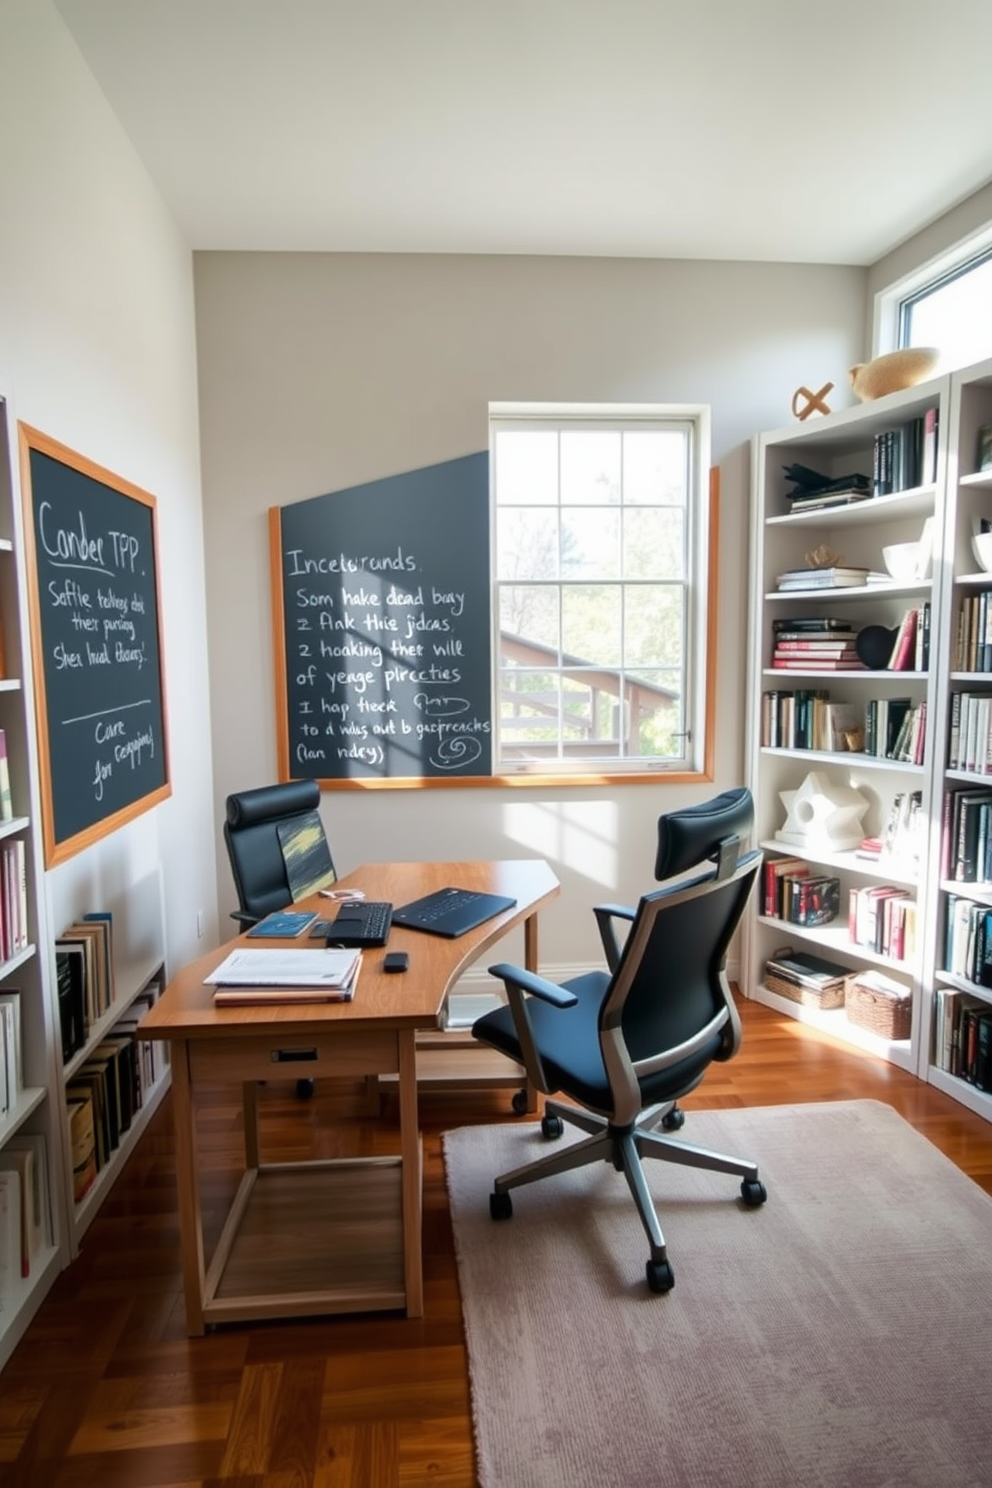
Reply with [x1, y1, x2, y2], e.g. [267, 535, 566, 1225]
[66, 1096, 97, 1202]
[775, 567, 869, 591]
[886, 609, 920, 671]
[0, 1142, 39, 1276]
[0, 989, 22, 1113]
[772, 617, 857, 634]
[785, 488, 875, 512]
[0, 729, 12, 822]
[0, 1169, 22, 1296]
[785, 875, 840, 927]
[763, 856, 810, 917]
[780, 464, 872, 505]
[4, 1133, 52, 1252]
[771, 656, 862, 672]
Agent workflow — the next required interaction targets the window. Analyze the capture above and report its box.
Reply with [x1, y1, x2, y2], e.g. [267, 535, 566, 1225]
[490, 404, 712, 776]
[875, 223, 992, 373]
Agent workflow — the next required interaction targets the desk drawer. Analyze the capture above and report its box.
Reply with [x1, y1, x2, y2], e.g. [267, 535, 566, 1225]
[188, 1029, 401, 1084]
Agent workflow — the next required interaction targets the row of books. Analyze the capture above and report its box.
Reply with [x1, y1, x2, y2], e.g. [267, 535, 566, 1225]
[864, 697, 927, 764]
[0, 838, 28, 964]
[941, 786, 992, 883]
[0, 988, 21, 1115]
[0, 1133, 53, 1291]
[66, 979, 165, 1202]
[952, 593, 992, 672]
[884, 605, 930, 672]
[947, 693, 992, 774]
[55, 913, 115, 1061]
[872, 412, 938, 496]
[943, 895, 992, 986]
[763, 857, 840, 925]
[933, 989, 992, 1088]
[848, 885, 917, 961]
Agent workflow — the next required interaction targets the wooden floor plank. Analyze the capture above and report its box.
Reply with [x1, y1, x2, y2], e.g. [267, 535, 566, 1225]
[1, 997, 991, 1488]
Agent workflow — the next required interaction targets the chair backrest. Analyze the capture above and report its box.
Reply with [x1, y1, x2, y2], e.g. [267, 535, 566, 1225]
[223, 780, 336, 922]
[599, 788, 762, 1121]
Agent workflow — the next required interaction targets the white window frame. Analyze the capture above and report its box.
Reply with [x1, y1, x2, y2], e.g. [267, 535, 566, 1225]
[489, 401, 713, 781]
[873, 220, 992, 367]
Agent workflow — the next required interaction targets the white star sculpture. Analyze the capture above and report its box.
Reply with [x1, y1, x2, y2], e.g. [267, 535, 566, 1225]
[776, 770, 869, 852]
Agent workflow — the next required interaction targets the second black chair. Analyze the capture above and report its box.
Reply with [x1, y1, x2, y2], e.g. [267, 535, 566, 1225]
[223, 779, 336, 928]
[472, 787, 766, 1294]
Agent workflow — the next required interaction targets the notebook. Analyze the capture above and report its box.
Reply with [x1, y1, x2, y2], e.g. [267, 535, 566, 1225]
[392, 887, 517, 938]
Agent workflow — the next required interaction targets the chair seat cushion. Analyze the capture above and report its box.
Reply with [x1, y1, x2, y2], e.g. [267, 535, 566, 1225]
[473, 971, 722, 1113]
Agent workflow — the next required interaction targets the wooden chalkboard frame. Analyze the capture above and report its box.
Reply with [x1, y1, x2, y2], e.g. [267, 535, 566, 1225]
[18, 425, 171, 865]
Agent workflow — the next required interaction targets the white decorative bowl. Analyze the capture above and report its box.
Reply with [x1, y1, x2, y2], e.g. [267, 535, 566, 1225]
[882, 542, 919, 582]
[972, 530, 992, 573]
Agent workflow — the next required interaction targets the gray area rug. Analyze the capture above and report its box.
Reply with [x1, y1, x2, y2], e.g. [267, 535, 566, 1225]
[444, 1100, 992, 1488]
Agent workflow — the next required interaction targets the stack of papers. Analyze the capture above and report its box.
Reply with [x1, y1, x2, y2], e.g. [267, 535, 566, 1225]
[206, 947, 361, 1004]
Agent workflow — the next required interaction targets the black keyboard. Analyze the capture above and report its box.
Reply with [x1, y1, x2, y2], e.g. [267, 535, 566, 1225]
[326, 900, 393, 947]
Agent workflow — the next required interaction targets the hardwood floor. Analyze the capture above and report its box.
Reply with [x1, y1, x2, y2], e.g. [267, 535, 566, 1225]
[2, 996, 992, 1487]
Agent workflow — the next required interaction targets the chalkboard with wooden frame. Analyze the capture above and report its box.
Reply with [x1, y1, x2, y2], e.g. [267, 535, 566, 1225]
[18, 425, 171, 865]
[270, 453, 719, 789]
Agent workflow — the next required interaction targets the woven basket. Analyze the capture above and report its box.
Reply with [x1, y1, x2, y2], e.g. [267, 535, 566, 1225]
[766, 971, 846, 1010]
[844, 974, 912, 1039]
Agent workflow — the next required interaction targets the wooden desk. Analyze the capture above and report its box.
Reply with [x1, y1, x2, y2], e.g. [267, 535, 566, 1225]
[140, 858, 559, 1333]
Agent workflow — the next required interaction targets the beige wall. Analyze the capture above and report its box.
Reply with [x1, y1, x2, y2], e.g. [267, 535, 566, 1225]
[194, 251, 866, 968]
[0, 0, 217, 966]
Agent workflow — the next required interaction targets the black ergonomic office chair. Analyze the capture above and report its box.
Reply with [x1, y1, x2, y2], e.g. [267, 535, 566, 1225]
[223, 779, 336, 928]
[472, 787, 766, 1294]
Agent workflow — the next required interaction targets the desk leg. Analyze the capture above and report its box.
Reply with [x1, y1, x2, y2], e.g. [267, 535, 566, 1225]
[521, 913, 541, 1114]
[171, 1041, 207, 1336]
[398, 1028, 423, 1318]
[242, 1081, 260, 1168]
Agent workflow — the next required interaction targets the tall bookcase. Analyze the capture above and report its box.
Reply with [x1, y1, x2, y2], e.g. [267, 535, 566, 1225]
[0, 398, 66, 1370]
[920, 355, 992, 1123]
[744, 376, 952, 1079]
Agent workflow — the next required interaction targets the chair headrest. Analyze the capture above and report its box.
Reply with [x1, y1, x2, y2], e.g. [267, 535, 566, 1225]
[225, 779, 320, 829]
[654, 787, 754, 881]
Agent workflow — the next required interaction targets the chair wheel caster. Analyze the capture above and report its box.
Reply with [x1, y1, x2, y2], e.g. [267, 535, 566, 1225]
[541, 1114, 564, 1139]
[661, 1105, 685, 1131]
[646, 1259, 674, 1293]
[296, 1078, 315, 1100]
[741, 1178, 767, 1207]
[490, 1190, 513, 1220]
[511, 1089, 529, 1115]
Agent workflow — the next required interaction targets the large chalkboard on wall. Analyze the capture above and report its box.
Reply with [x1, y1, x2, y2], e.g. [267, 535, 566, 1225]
[271, 452, 492, 785]
[19, 426, 171, 865]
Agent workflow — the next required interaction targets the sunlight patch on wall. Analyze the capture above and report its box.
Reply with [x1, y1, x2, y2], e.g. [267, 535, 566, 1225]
[501, 799, 619, 890]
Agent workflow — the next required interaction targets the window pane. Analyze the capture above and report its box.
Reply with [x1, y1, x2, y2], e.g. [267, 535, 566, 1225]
[498, 668, 560, 757]
[625, 670, 683, 757]
[561, 507, 621, 579]
[902, 252, 992, 370]
[625, 585, 684, 668]
[623, 429, 688, 506]
[496, 507, 559, 581]
[500, 586, 559, 655]
[495, 430, 558, 506]
[561, 430, 621, 505]
[562, 584, 621, 666]
[623, 507, 684, 579]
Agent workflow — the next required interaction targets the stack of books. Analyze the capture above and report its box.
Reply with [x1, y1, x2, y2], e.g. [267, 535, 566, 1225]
[781, 464, 873, 512]
[770, 617, 861, 673]
[763, 949, 849, 1009]
[775, 566, 870, 593]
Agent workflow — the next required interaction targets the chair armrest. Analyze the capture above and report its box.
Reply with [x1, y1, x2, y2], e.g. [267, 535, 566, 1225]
[488, 963, 579, 1009]
[593, 903, 636, 974]
[230, 910, 259, 928]
[485, 963, 578, 1096]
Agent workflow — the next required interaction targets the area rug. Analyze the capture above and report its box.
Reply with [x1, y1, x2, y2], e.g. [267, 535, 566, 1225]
[444, 1100, 992, 1488]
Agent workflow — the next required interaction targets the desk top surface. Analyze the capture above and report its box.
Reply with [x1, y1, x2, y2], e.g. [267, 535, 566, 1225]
[141, 858, 559, 1038]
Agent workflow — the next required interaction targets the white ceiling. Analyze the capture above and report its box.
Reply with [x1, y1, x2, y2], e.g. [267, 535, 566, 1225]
[54, 0, 992, 265]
